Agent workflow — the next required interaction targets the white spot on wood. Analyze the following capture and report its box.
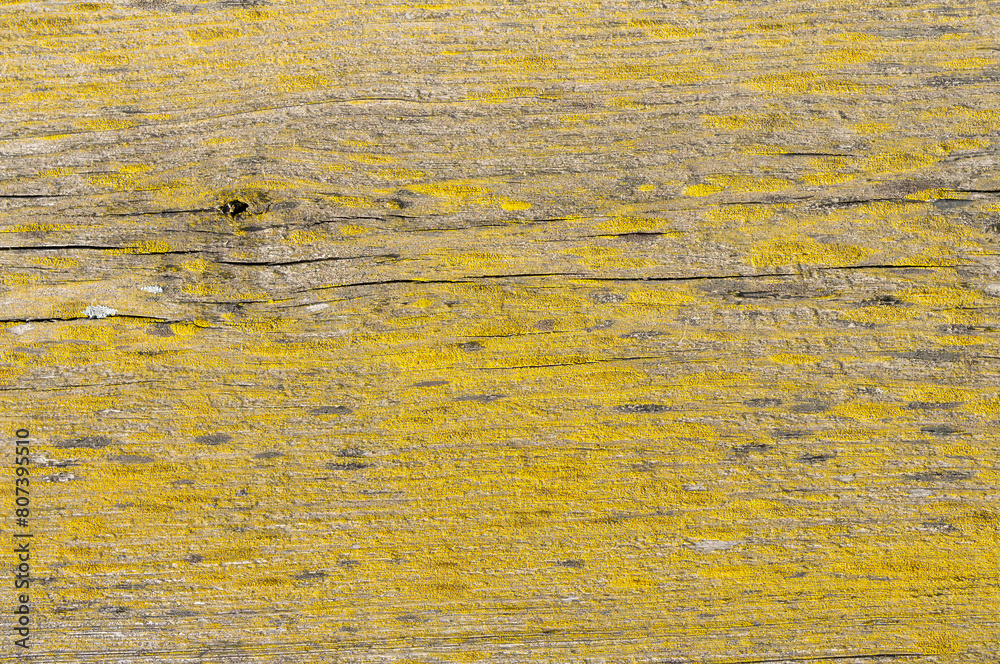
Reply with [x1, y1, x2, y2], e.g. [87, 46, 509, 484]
[140, 285, 163, 293]
[84, 305, 118, 319]
[306, 303, 329, 312]
[984, 283, 1000, 297]
[9, 324, 33, 335]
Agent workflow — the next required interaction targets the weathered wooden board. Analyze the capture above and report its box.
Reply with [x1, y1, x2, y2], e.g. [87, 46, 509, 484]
[1, 0, 999, 661]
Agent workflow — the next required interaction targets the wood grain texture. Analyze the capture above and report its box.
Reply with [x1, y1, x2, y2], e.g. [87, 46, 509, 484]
[1, 0, 999, 661]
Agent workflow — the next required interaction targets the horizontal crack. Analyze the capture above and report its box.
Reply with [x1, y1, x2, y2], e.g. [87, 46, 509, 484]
[813, 264, 959, 271]
[775, 151, 854, 157]
[586, 231, 678, 239]
[0, 379, 169, 392]
[471, 356, 665, 370]
[0, 244, 203, 256]
[579, 272, 791, 282]
[395, 223, 510, 232]
[97, 208, 217, 217]
[306, 215, 389, 227]
[294, 278, 470, 292]
[812, 197, 923, 208]
[0, 193, 72, 199]
[717, 654, 923, 664]
[216, 254, 398, 267]
[281, 264, 964, 294]
[0, 314, 174, 324]
[292, 273, 582, 292]
[0, 244, 117, 251]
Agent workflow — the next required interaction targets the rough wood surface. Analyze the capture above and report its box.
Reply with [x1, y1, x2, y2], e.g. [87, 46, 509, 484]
[2, 0, 999, 662]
